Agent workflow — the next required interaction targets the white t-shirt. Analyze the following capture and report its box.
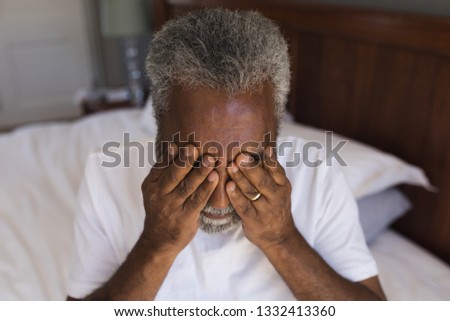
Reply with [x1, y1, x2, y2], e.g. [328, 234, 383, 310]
[67, 136, 378, 300]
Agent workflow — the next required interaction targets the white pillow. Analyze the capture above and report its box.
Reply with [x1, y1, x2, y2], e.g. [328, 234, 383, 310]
[140, 99, 433, 199]
[280, 122, 434, 199]
[357, 188, 411, 244]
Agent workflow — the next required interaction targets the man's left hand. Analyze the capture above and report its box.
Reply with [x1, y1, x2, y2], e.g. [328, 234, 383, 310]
[226, 146, 297, 250]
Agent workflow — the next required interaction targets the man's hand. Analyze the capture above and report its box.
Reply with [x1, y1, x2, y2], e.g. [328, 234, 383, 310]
[226, 146, 296, 250]
[141, 143, 218, 255]
[75, 144, 219, 300]
[226, 146, 385, 300]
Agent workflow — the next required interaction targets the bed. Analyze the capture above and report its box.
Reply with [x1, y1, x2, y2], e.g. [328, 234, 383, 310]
[1, 0, 449, 300]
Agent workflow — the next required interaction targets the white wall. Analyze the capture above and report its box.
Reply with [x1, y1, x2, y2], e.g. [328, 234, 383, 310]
[306, 0, 450, 17]
[0, 0, 93, 129]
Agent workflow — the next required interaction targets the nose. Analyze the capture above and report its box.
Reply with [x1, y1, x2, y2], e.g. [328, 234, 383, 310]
[207, 165, 230, 209]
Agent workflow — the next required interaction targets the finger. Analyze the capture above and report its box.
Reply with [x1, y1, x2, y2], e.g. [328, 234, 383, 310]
[235, 153, 279, 197]
[158, 144, 199, 194]
[227, 161, 263, 201]
[184, 170, 219, 213]
[226, 180, 256, 218]
[156, 140, 178, 163]
[146, 142, 178, 183]
[262, 146, 288, 186]
[172, 154, 216, 200]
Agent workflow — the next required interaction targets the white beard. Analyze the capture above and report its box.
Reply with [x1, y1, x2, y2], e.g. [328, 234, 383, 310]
[198, 204, 241, 234]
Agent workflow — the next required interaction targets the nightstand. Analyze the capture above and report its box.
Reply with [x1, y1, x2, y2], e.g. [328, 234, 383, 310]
[82, 99, 135, 115]
[75, 88, 139, 116]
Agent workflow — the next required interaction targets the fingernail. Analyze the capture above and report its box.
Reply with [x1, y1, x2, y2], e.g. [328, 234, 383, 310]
[168, 144, 176, 156]
[208, 171, 218, 182]
[206, 155, 215, 166]
[238, 154, 251, 166]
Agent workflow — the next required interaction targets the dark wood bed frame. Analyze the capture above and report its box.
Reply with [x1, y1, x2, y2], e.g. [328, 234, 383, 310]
[153, 0, 450, 263]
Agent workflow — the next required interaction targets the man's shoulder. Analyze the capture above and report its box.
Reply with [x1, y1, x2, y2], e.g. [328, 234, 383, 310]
[277, 135, 355, 230]
[88, 138, 155, 168]
[78, 141, 152, 249]
[81, 139, 155, 214]
[277, 135, 331, 184]
[84, 139, 155, 181]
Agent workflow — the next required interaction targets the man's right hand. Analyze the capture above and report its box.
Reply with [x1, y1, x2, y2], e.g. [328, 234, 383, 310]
[74, 143, 218, 300]
[140, 143, 218, 256]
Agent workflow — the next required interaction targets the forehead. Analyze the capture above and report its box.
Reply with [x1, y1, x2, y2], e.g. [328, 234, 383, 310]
[161, 84, 277, 153]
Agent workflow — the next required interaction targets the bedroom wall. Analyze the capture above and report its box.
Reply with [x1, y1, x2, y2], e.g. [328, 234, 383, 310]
[94, 0, 450, 88]
[308, 0, 450, 17]
[0, 0, 93, 129]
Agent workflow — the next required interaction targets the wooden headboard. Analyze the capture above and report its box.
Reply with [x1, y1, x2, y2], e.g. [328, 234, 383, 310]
[153, 0, 450, 263]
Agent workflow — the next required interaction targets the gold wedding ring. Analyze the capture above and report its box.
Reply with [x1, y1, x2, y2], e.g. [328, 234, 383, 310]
[249, 192, 262, 202]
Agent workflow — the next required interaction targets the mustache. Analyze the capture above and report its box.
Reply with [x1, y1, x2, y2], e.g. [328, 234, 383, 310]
[202, 204, 236, 216]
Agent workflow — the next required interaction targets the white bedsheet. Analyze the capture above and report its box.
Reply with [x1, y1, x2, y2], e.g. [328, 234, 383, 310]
[371, 230, 450, 300]
[0, 109, 449, 300]
[0, 110, 148, 300]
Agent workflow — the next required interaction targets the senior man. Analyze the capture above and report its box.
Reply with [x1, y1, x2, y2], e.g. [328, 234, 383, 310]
[67, 9, 385, 300]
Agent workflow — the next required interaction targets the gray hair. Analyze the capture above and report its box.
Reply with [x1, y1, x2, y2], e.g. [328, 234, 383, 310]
[146, 8, 290, 132]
